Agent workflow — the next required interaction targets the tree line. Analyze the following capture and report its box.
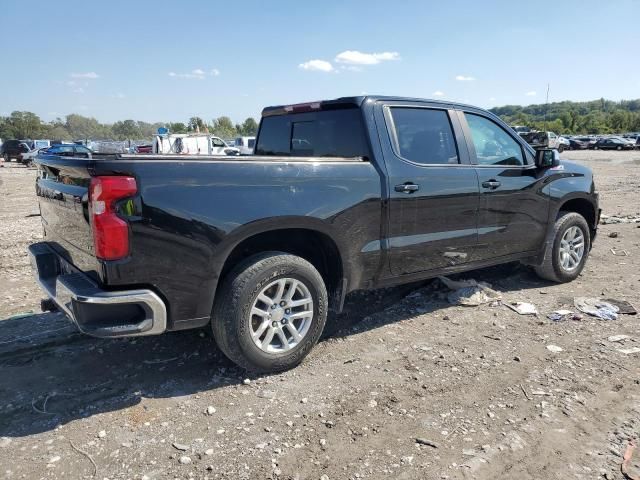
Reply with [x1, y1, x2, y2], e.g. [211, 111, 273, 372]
[490, 98, 640, 134]
[0, 112, 259, 142]
[3, 97, 640, 142]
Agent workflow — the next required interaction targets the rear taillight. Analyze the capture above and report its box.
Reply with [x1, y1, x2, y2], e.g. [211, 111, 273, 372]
[89, 176, 137, 260]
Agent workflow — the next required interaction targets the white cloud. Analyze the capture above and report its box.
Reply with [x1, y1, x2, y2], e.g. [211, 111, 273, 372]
[489, 97, 496, 101]
[432, 91, 445, 97]
[70, 72, 99, 79]
[455, 75, 475, 81]
[168, 68, 220, 79]
[298, 59, 334, 72]
[334, 50, 399, 65]
[72, 87, 85, 94]
[525, 91, 537, 96]
[111, 92, 126, 99]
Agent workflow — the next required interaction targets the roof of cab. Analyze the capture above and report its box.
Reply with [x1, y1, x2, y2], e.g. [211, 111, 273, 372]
[261, 95, 481, 117]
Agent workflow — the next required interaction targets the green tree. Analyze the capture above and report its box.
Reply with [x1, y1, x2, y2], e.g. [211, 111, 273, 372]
[112, 120, 142, 140]
[6, 111, 42, 138]
[239, 117, 258, 136]
[168, 122, 187, 133]
[187, 117, 206, 132]
[211, 116, 236, 139]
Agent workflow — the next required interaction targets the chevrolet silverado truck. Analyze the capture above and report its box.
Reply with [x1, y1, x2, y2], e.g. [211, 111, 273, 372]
[29, 96, 599, 372]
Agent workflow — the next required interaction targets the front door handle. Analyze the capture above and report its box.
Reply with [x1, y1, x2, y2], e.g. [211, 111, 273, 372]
[482, 180, 501, 189]
[395, 183, 420, 193]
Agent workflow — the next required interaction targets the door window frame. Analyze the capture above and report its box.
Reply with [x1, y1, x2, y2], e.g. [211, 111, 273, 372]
[380, 102, 473, 168]
[456, 109, 535, 168]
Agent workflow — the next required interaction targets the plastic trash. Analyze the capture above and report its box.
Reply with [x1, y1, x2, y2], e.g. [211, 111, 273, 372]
[604, 299, 637, 315]
[505, 302, 538, 315]
[547, 309, 576, 322]
[608, 334, 631, 342]
[574, 297, 619, 320]
[617, 347, 640, 355]
[438, 276, 501, 306]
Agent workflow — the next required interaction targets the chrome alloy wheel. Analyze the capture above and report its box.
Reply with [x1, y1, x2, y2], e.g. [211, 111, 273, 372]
[250, 278, 314, 353]
[559, 226, 585, 272]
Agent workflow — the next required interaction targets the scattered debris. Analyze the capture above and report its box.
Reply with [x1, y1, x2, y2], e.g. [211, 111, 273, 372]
[97, 430, 106, 439]
[546, 345, 563, 353]
[617, 347, 640, 355]
[206, 406, 216, 415]
[621, 442, 639, 480]
[178, 456, 192, 465]
[520, 384, 532, 401]
[415, 438, 438, 448]
[69, 439, 98, 477]
[608, 335, 631, 343]
[611, 248, 629, 256]
[243, 378, 251, 385]
[600, 214, 640, 225]
[575, 297, 619, 320]
[605, 299, 637, 315]
[172, 442, 189, 451]
[547, 309, 579, 322]
[609, 231, 619, 238]
[438, 276, 501, 306]
[505, 302, 538, 316]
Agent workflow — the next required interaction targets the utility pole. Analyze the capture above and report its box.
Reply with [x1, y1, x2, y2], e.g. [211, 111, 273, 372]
[543, 83, 550, 131]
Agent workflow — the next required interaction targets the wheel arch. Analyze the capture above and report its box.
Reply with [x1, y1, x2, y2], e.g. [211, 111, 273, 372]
[214, 220, 349, 314]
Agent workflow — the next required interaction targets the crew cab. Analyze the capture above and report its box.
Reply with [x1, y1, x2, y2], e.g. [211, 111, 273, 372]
[29, 96, 599, 372]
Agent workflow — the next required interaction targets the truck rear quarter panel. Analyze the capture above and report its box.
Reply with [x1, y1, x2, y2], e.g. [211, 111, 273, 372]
[95, 158, 383, 328]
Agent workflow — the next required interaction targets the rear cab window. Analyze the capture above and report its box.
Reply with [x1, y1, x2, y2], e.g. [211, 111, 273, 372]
[255, 107, 369, 158]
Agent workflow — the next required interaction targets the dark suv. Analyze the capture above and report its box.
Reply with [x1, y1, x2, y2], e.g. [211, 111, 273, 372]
[1, 140, 31, 162]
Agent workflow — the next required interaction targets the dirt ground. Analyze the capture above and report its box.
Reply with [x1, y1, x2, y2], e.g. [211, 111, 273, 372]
[0, 150, 639, 480]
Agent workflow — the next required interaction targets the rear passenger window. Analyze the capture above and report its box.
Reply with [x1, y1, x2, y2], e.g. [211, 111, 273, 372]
[389, 108, 459, 165]
[464, 113, 525, 166]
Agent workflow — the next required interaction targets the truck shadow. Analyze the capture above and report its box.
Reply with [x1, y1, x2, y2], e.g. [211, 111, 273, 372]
[0, 263, 544, 438]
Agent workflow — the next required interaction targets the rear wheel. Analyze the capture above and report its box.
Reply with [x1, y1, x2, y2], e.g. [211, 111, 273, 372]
[534, 211, 591, 283]
[3, 153, 9, 162]
[211, 252, 328, 372]
[616, 145, 622, 150]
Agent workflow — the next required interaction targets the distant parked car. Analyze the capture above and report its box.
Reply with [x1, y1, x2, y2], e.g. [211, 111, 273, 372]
[234, 136, 256, 155]
[591, 138, 635, 150]
[20, 147, 49, 166]
[135, 144, 153, 154]
[42, 144, 94, 158]
[1, 140, 30, 162]
[558, 136, 570, 152]
[520, 131, 561, 150]
[569, 138, 590, 150]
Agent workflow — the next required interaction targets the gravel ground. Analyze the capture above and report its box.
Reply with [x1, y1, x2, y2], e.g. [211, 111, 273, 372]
[0, 150, 639, 480]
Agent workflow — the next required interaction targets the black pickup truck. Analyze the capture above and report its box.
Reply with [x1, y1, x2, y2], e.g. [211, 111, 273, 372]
[29, 96, 599, 372]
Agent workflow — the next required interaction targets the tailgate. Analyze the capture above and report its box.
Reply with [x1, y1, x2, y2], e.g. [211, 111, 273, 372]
[35, 156, 98, 274]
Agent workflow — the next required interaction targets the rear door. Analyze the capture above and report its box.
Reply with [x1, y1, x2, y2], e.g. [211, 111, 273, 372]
[375, 102, 480, 275]
[458, 110, 549, 260]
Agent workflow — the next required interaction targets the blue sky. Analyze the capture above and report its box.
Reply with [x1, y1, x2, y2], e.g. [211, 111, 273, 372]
[2, 0, 639, 123]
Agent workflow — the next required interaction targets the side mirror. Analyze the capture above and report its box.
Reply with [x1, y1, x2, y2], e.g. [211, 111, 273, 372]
[535, 148, 560, 168]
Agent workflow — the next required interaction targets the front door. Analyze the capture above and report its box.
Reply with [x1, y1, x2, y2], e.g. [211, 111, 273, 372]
[458, 110, 549, 260]
[377, 103, 480, 275]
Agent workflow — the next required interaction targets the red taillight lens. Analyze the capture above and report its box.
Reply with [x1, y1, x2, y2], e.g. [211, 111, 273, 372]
[89, 176, 137, 260]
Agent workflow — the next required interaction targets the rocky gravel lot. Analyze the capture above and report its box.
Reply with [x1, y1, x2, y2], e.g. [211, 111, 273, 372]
[0, 150, 639, 480]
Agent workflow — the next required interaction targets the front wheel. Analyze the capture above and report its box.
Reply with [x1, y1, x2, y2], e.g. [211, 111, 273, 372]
[3, 153, 9, 162]
[211, 252, 328, 372]
[616, 145, 622, 150]
[534, 211, 591, 282]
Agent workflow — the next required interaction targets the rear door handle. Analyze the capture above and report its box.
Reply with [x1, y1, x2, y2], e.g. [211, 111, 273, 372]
[481, 180, 501, 189]
[395, 183, 420, 193]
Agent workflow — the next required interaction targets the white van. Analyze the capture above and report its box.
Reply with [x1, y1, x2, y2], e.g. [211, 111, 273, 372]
[234, 136, 256, 155]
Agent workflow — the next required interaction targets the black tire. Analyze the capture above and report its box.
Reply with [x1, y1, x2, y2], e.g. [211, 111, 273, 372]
[3, 153, 10, 162]
[211, 252, 328, 372]
[534, 211, 591, 283]
[593, 146, 598, 150]
[558, 145, 564, 153]
[616, 145, 622, 150]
